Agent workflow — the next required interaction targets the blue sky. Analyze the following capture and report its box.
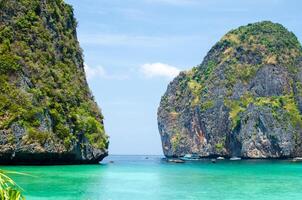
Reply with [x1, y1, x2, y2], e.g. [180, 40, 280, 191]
[65, 0, 302, 155]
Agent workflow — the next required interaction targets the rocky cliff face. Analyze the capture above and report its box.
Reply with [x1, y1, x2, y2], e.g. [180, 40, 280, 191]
[0, 0, 108, 164]
[158, 21, 302, 159]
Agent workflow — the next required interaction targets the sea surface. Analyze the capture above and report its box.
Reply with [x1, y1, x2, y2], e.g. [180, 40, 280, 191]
[2, 155, 302, 200]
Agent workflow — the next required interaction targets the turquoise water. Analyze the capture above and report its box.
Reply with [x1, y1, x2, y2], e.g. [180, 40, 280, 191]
[2, 155, 302, 200]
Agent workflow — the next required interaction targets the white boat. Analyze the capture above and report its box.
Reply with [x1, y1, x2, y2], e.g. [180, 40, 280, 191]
[292, 157, 302, 162]
[180, 153, 200, 161]
[230, 157, 242, 161]
[167, 158, 185, 163]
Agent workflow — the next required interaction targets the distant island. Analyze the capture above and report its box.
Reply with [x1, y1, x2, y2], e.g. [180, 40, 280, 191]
[0, 0, 108, 164]
[158, 21, 302, 159]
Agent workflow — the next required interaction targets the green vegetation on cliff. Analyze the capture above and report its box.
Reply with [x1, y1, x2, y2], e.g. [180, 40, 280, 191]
[158, 21, 302, 158]
[164, 21, 302, 125]
[0, 0, 108, 159]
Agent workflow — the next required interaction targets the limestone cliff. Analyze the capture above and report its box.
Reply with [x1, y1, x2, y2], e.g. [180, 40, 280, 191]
[158, 21, 302, 158]
[0, 0, 108, 164]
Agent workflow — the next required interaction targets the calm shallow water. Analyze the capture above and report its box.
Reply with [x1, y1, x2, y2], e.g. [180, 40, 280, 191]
[2, 155, 302, 200]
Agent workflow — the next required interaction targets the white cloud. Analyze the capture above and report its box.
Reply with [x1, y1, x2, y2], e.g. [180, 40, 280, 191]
[140, 63, 181, 79]
[84, 63, 105, 80]
[84, 64, 129, 80]
[84, 63, 181, 81]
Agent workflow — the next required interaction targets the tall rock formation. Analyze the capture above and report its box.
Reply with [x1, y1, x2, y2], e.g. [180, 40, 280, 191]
[158, 21, 302, 158]
[0, 0, 108, 164]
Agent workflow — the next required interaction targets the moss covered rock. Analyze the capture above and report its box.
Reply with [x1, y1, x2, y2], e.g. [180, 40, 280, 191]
[0, 0, 108, 164]
[158, 21, 302, 158]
